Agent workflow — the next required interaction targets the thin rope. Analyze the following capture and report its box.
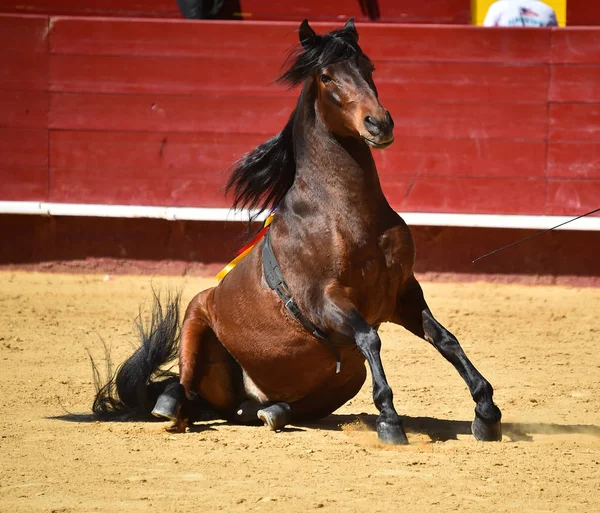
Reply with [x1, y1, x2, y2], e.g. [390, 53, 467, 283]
[472, 207, 600, 264]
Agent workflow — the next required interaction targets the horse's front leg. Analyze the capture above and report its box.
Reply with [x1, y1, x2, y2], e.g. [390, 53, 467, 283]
[396, 277, 502, 441]
[322, 287, 407, 444]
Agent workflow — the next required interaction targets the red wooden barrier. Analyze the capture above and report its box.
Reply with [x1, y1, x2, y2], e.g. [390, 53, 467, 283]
[0, 15, 48, 200]
[1, 16, 600, 219]
[0, 0, 180, 18]
[567, 4, 600, 26]
[548, 28, 600, 216]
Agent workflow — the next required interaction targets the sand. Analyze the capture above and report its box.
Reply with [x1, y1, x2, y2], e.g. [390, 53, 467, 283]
[1, 272, 599, 512]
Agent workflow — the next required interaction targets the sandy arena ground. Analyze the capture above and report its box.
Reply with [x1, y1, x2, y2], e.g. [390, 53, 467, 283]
[0, 272, 599, 513]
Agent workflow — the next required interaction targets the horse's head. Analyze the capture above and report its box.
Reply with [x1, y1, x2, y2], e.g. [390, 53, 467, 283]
[280, 18, 394, 149]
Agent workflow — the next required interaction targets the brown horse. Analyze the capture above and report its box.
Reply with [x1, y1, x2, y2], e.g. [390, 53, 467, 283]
[92, 19, 502, 444]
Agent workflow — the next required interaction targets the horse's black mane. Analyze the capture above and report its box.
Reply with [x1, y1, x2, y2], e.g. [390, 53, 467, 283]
[225, 24, 362, 220]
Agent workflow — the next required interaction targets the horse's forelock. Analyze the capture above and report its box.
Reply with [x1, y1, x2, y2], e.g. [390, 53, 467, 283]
[278, 30, 362, 87]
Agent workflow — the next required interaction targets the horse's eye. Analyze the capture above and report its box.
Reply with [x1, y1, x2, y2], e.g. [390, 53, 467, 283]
[320, 74, 333, 84]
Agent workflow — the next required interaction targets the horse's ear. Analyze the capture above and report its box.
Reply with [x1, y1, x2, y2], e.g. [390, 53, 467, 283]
[344, 17, 359, 41]
[299, 19, 316, 47]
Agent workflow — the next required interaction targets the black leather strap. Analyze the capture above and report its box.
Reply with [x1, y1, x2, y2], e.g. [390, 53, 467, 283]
[262, 231, 341, 373]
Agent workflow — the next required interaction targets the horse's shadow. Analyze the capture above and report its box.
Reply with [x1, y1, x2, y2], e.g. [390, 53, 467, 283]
[51, 412, 600, 442]
[298, 414, 600, 443]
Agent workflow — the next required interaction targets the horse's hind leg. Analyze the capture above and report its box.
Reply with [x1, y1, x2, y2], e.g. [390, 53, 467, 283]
[395, 276, 502, 441]
[153, 288, 291, 432]
[153, 288, 240, 431]
[235, 373, 292, 431]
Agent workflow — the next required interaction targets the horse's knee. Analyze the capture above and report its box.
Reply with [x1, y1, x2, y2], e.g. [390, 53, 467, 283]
[355, 328, 381, 354]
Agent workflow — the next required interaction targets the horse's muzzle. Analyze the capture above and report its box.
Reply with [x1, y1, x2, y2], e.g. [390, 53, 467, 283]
[362, 110, 394, 149]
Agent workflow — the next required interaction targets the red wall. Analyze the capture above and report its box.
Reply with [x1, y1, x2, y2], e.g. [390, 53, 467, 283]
[1, 15, 600, 218]
[568, 4, 600, 26]
[0, 1, 469, 23]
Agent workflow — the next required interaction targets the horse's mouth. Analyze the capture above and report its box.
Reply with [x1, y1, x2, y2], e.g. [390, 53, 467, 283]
[362, 136, 394, 149]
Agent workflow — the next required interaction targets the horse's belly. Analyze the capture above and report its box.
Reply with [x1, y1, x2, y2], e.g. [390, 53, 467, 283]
[228, 326, 364, 403]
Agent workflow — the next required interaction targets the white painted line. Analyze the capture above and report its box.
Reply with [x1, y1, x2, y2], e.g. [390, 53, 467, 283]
[400, 212, 600, 231]
[0, 201, 43, 215]
[0, 201, 598, 231]
[46, 203, 170, 219]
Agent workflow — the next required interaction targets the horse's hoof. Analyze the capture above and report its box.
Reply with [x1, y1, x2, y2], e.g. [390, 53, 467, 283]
[376, 421, 409, 445]
[151, 393, 180, 421]
[472, 416, 502, 442]
[257, 403, 291, 432]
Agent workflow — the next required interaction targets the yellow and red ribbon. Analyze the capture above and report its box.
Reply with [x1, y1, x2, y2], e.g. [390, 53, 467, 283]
[215, 211, 276, 281]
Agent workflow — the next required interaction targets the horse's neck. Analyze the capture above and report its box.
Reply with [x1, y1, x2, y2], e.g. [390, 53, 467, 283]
[286, 93, 386, 214]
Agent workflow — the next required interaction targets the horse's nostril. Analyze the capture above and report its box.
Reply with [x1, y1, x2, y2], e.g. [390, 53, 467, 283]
[364, 116, 380, 137]
[386, 111, 394, 129]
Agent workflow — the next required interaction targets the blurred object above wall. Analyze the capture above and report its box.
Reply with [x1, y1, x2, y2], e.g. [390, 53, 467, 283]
[472, 0, 566, 26]
[0, 0, 470, 23]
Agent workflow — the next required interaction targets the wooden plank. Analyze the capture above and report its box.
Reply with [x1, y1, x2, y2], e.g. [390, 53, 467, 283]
[49, 18, 299, 58]
[49, 93, 548, 139]
[49, 55, 549, 101]
[546, 180, 600, 215]
[0, 90, 49, 128]
[550, 65, 600, 103]
[0, 128, 48, 167]
[49, 166, 229, 207]
[49, 92, 296, 134]
[551, 29, 600, 64]
[376, 62, 549, 103]
[549, 103, 600, 142]
[398, 176, 546, 215]
[49, 54, 291, 96]
[374, 138, 547, 178]
[359, 25, 552, 63]
[0, 14, 49, 53]
[54, 133, 546, 181]
[548, 142, 600, 180]
[388, 100, 548, 140]
[50, 132, 550, 208]
[49, 55, 548, 101]
[0, 166, 48, 201]
[0, 1, 179, 17]
[54, 168, 543, 212]
[0, 52, 48, 91]
[48, 18, 552, 64]
[567, 3, 600, 26]
[49, 130, 264, 172]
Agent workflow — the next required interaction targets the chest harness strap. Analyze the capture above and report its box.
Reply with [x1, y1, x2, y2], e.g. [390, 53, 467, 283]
[262, 231, 341, 374]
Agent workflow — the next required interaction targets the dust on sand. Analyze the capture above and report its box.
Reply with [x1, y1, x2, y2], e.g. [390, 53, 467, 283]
[1, 272, 599, 513]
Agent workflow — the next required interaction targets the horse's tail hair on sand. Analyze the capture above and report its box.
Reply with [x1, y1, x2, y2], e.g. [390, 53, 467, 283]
[88, 289, 182, 420]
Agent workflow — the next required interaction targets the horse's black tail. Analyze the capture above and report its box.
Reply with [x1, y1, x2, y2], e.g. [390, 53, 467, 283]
[89, 289, 182, 420]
